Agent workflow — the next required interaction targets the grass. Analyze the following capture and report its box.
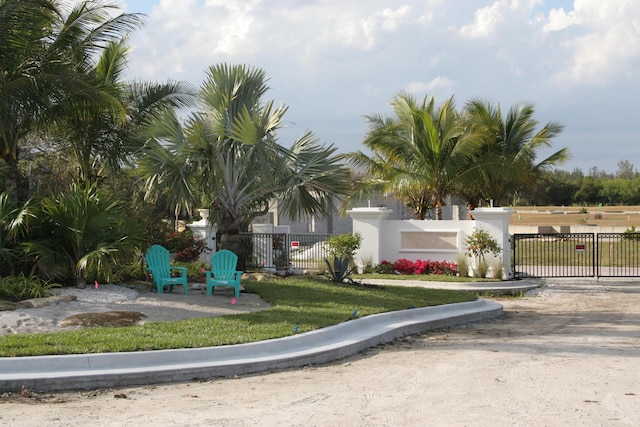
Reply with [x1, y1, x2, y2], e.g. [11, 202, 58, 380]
[510, 205, 640, 228]
[0, 276, 476, 358]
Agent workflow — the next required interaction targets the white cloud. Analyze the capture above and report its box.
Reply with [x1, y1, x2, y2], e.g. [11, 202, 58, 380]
[118, 1, 640, 173]
[407, 77, 456, 94]
[459, 0, 542, 39]
[546, 0, 640, 85]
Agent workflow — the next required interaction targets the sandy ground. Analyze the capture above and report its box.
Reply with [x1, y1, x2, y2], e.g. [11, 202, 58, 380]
[1, 278, 640, 426]
[0, 283, 270, 335]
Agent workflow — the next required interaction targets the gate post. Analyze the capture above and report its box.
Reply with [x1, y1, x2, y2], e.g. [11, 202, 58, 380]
[347, 207, 393, 268]
[471, 207, 516, 279]
[187, 209, 217, 264]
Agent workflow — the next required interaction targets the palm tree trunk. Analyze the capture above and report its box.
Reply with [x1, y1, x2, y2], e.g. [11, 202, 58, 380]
[219, 230, 246, 271]
[3, 155, 20, 203]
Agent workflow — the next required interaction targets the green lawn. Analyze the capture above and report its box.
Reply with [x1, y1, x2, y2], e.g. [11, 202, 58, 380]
[0, 276, 476, 357]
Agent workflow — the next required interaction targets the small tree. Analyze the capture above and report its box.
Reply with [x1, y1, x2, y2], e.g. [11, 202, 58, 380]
[324, 233, 362, 283]
[465, 228, 501, 278]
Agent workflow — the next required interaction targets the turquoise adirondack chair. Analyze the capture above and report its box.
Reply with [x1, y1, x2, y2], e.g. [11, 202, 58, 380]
[205, 250, 242, 298]
[144, 245, 189, 294]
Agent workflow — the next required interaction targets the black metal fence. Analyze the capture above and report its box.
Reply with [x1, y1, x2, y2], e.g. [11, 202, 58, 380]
[513, 232, 640, 278]
[238, 232, 331, 271]
[596, 233, 640, 277]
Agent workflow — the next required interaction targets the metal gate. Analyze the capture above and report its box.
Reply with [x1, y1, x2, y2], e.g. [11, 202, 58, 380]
[238, 232, 330, 271]
[512, 232, 640, 278]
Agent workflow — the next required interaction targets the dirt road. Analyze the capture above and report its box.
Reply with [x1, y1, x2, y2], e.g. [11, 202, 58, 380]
[1, 279, 639, 426]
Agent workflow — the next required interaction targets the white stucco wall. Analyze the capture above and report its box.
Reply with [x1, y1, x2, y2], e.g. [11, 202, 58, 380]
[348, 207, 515, 279]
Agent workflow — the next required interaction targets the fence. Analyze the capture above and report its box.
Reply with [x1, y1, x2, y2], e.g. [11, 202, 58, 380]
[512, 232, 640, 278]
[238, 232, 331, 271]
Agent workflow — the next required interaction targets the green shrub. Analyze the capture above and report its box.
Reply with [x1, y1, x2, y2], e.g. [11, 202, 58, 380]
[474, 259, 489, 278]
[456, 253, 470, 278]
[324, 233, 362, 283]
[21, 184, 147, 287]
[0, 274, 60, 301]
[163, 229, 208, 262]
[373, 260, 395, 274]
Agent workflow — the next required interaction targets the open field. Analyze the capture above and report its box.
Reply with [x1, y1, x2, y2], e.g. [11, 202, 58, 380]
[509, 205, 640, 228]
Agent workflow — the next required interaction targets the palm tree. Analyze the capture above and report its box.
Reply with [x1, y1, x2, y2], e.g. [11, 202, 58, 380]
[0, 0, 143, 201]
[53, 37, 195, 184]
[462, 99, 569, 206]
[350, 92, 489, 220]
[139, 64, 353, 265]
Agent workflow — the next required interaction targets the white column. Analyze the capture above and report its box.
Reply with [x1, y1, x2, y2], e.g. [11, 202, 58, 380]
[347, 207, 393, 268]
[470, 207, 515, 279]
[186, 209, 217, 264]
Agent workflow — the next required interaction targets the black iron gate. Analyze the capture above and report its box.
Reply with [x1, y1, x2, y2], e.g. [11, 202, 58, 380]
[512, 232, 640, 278]
[238, 232, 330, 271]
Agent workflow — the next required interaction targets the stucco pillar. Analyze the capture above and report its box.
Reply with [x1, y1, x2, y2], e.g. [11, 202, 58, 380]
[470, 207, 515, 279]
[347, 207, 393, 269]
[186, 209, 217, 264]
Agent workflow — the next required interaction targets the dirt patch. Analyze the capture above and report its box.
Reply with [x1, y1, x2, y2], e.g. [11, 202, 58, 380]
[60, 311, 147, 328]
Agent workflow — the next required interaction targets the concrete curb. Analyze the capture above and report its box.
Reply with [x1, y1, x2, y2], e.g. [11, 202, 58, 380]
[0, 299, 503, 393]
[359, 278, 541, 294]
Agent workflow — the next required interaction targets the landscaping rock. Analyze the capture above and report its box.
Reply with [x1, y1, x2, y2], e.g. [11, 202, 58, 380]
[19, 295, 77, 308]
[61, 311, 147, 328]
[0, 300, 21, 311]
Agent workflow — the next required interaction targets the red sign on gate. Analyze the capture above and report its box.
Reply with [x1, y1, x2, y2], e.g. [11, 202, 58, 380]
[575, 244, 586, 252]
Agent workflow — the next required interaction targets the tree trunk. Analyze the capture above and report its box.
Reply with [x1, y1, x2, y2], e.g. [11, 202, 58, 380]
[219, 230, 246, 271]
[2, 155, 20, 203]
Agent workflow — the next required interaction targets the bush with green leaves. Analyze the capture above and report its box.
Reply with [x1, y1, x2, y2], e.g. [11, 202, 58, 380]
[0, 274, 60, 301]
[324, 233, 362, 282]
[465, 228, 502, 278]
[465, 228, 501, 261]
[0, 192, 31, 275]
[162, 229, 208, 262]
[21, 184, 148, 286]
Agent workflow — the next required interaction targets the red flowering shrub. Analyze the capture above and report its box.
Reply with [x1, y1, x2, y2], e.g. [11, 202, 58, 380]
[373, 259, 458, 276]
[373, 260, 395, 274]
[163, 230, 208, 263]
[394, 258, 415, 274]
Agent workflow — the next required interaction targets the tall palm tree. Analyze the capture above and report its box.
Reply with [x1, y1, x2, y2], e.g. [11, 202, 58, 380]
[53, 37, 195, 184]
[139, 64, 353, 264]
[462, 99, 569, 206]
[0, 0, 143, 201]
[350, 92, 489, 219]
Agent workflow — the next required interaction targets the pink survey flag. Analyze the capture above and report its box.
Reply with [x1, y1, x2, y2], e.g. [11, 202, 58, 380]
[95, 280, 99, 289]
[231, 297, 237, 305]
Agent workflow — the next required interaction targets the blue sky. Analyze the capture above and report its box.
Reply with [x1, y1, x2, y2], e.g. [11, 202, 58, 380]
[115, 1, 640, 174]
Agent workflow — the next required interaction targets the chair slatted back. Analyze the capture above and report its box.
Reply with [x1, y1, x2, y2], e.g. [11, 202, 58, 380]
[145, 245, 172, 279]
[211, 250, 238, 279]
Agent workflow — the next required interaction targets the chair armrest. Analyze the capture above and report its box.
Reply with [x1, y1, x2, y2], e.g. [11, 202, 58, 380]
[171, 266, 188, 276]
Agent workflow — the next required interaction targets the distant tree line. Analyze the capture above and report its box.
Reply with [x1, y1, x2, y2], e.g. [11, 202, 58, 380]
[532, 160, 640, 206]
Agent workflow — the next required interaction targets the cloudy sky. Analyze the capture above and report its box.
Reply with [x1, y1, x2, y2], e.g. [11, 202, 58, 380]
[115, 0, 639, 174]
